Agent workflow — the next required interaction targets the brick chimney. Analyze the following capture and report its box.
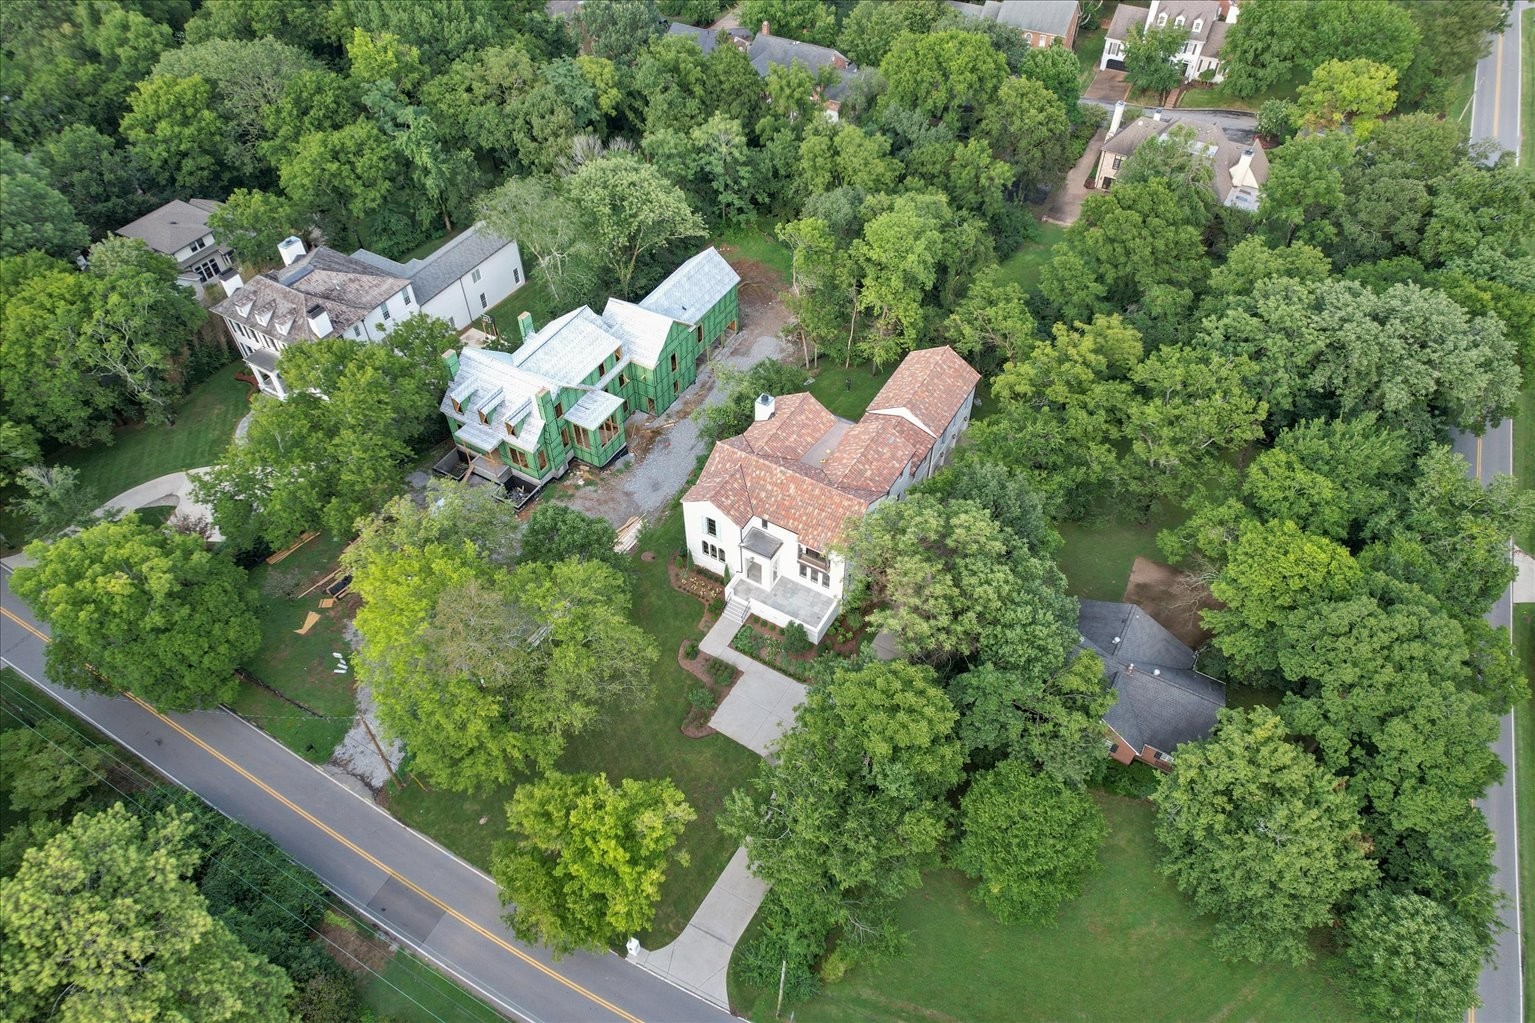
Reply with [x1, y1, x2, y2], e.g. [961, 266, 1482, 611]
[760, 20, 770, 35]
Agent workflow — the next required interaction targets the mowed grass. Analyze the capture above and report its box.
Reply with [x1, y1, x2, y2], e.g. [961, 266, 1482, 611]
[1513, 608, 1535, 1019]
[730, 795, 1356, 1022]
[1056, 508, 1186, 602]
[231, 532, 357, 762]
[386, 505, 760, 947]
[718, 218, 793, 281]
[1175, 66, 1308, 113]
[808, 360, 896, 420]
[358, 950, 506, 1023]
[997, 223, 1070, 296]
[486, 276, 562, 350]
[0, 364, 252, 550]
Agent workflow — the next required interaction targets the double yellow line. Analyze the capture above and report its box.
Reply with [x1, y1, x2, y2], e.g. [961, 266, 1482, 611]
[0, 604, 643, 1023]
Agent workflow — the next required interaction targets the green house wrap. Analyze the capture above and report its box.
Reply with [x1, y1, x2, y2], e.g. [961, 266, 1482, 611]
[438, 248, 741, 486]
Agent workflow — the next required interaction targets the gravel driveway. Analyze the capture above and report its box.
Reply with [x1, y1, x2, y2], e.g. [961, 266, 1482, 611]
[564, 329, 796, 529]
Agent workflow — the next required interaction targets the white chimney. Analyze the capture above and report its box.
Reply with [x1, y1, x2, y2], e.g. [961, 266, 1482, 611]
[1152, 107, 1164, 121]
[219, 269, 244, 298]
[278, 235, 306, 267]
[754, 393, 776, 421]
[1226, 2, 1240, 25]
[305, 303, 333, 338]
[1231, 147, 1260, 189]
[1107, 100, 1126, 138]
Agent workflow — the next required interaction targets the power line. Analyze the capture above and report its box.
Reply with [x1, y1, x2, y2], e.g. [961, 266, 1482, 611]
[0, 679, 499, 1023]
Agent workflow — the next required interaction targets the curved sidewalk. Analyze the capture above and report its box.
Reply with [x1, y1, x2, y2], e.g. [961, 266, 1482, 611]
[95, 468, 221, 540]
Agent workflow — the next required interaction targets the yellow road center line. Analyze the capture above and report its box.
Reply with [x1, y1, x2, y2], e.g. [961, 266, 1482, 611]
[0, 605, 643, 1023]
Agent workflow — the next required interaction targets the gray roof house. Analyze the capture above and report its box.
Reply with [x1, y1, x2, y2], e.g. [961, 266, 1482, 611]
[115, 198, 232, 291]
[944, 0, 1081, 48]
[666, 20, 750, 54]
[350, 221, 521, 313]
[1078, 599, 1226, 768]
[746, 24, 861, 119]
[1094, 102, 1269, 210]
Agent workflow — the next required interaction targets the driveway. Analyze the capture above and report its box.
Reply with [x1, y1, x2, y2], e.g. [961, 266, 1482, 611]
[1084, 67, 1130, 103]
[1040, 124, 1107, 226]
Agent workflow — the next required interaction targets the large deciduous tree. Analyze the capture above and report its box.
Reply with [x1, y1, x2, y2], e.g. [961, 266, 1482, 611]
[1295, 58, 1397, 139]
[478, 176, 598, 304]
[0, 804, 292, 1022]
[566, 154, 707, 297]
[11, 518, 261, 711]
[1339, 890, 1484, 1023]
[954, 760, 1106, 923]
[493, 772, 694, 953]
[0, 142, 89, 259]
[1152, 707, 1377, 965]
[1122, 23, 1188, 102]
[880, 30, 1008, 132]
[120, 74, 241, 194]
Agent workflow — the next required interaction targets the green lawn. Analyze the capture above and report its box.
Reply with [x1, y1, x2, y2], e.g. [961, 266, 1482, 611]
[231, 532, 357, 762]
[730, 794, 1356, 1022]
[485, 276, 562, 351]
[1056, 509, 1186, 602]
[358, 949, 506, 1023]
[996, 224, 1070, 296]
[807, 360, 896, 420]
[385, 505, 759, 947]
[1175, 67, 1307, 113]
[1, 364, 252, 551]
[1076, 26, 1108, 91]
[717, 218, 793, 281]
[1524, 7, 1534, 166]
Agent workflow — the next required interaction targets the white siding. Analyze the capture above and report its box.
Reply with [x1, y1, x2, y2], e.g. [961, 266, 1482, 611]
[420, 242, 527, 330]
[362, 286, 416, 340]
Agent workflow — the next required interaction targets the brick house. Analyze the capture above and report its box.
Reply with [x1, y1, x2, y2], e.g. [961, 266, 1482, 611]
[683, 346, 979, 642]
[944, 0, 1081, 50]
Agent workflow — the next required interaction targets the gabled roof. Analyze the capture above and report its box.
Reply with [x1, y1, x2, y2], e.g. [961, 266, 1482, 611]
[509, 306, 624, 387]
[1078, 599, 1224, 756]
[1157, 0, 1221, 41]
[1104, 116, 1270, 206]
[640, 247, 740, 325]
[116, 199, 221, 257]
[747, 33, 850, 77]
[1105, 3, 1149, 38]
[865, 345, 981, 437]
[352, 222, 517, 305]
[979, 0, 1079, 36]
[601, 298, 675, 370]
[666, 20, 749, 53]
[820, 415, 931, 493]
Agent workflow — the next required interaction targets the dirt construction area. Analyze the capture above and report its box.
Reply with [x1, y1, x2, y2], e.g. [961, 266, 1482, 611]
[1121, 556, 1221, 650]
[562, 256, 798, 529]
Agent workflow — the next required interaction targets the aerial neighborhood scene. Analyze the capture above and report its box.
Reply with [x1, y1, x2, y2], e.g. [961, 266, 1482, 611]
[3, 0, 1534, 1021]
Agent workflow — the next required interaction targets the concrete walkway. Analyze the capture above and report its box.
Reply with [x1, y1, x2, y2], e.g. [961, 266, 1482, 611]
[700, 613, 806, 758]
[628, 848, 769, 1010]
[628, 616, 806, 1007]
[95, 468, 222, 540]
[1515, 546, 1535, 603]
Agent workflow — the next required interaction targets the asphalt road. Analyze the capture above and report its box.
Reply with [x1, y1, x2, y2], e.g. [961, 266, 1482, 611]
[1455, 7, 1527, 1022]
[0, 567, 734, 1023]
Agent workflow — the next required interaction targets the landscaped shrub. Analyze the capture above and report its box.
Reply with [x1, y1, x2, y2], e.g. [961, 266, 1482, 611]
[1101, 758, 1160, 799]
[707, 596, 724, 617]
[734, 626, 762, 656]
[783, 623, 812, 655]
[687, 685, 717, 711]
[683, 639, 700, 659]
[708, 657, 736, 687]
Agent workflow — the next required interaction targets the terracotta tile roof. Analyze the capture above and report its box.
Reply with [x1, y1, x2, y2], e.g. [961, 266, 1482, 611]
[821, 416, 931, 493]
[865, 346, 980, 437]
[739, 393, 837, 460]
[684, 439, 875, 552]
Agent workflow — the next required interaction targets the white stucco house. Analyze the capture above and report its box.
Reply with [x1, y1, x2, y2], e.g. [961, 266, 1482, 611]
[1101, 0, 1237, 83]
[211, 223, 524, 398]
[683, 346, 980, 642]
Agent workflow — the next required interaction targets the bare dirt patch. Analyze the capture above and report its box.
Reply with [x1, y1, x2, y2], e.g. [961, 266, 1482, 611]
[318, 918, 391, 977]
[1122, 556, 1222, 650]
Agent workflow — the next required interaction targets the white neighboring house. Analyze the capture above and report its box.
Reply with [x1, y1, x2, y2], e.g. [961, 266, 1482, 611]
[683, 346, 979, 643]
[212, 223, 524, 398]
[1101, 0, 1237, 83]
[114, 198, 231, 299]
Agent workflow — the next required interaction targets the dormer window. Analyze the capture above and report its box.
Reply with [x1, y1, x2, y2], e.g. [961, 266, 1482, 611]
[506, 420, 516, 436]
[1174, 14, 1185, 27]
[478, 408, 488, 425]
[1192, 17, 1202, 32]
[613, 347, 622, 363]
[189, 237, 207, 253]
[1157, 11, 1167, 25]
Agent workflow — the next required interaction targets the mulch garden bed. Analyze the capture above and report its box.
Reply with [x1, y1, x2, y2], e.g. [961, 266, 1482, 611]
[669, 555, 725, 604]
[677, 639, 739, 738]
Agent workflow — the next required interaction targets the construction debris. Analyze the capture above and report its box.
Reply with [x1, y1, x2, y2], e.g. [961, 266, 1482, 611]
[614, 516, 643, 553]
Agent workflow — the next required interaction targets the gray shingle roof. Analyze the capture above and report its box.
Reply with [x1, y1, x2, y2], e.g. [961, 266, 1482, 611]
[748, 34, 850, 77]
[666, 20, 748, 53]
[1106, 3, 1149, 38]
[351, 222, 515, 305]
[1104, 116, 1269, 207]
[1078, 599, 1224, 756]
[116, 199, 221, 257]
[981, 0, 1079, 36]
[212, 246, 408, 342]
[640, 247, 740, 324]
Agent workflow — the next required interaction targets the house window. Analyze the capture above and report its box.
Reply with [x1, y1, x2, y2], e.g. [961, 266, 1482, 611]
[646, 398, 655, 413]
[537, 449, 548, 470]
[508, 446, 528, 468]
[452, 397, 463, 413]
[598, 414, 621, 445]
[1024, 32, 1033, 44]
[189, 237, 207, 253]
[554, 401, 564, 417]
[471, 268, 482, 284]
[353, 325, 361, 337]
[506, 420, 516, 435]
[618, 372, 628, 387]
[672, 380, 679, 396]
[1174, 14, 1184, 27]
[477, 408, 488, 425]
[1156, 12, 1166, 25]
[798, 563, 829, 587]
[404, 288, 412, 305]
[670, 352, 678, 372]
[573, 425, 591, 448]
[701, 541, 724, 562]
[560, 426, 570, 447]
[706, 517, 718, 537]
[381, 305, 391, 321]
[513, 267, 521, 283]
[480, 292, 488, 309]
[1192, 17, 1202, 32]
